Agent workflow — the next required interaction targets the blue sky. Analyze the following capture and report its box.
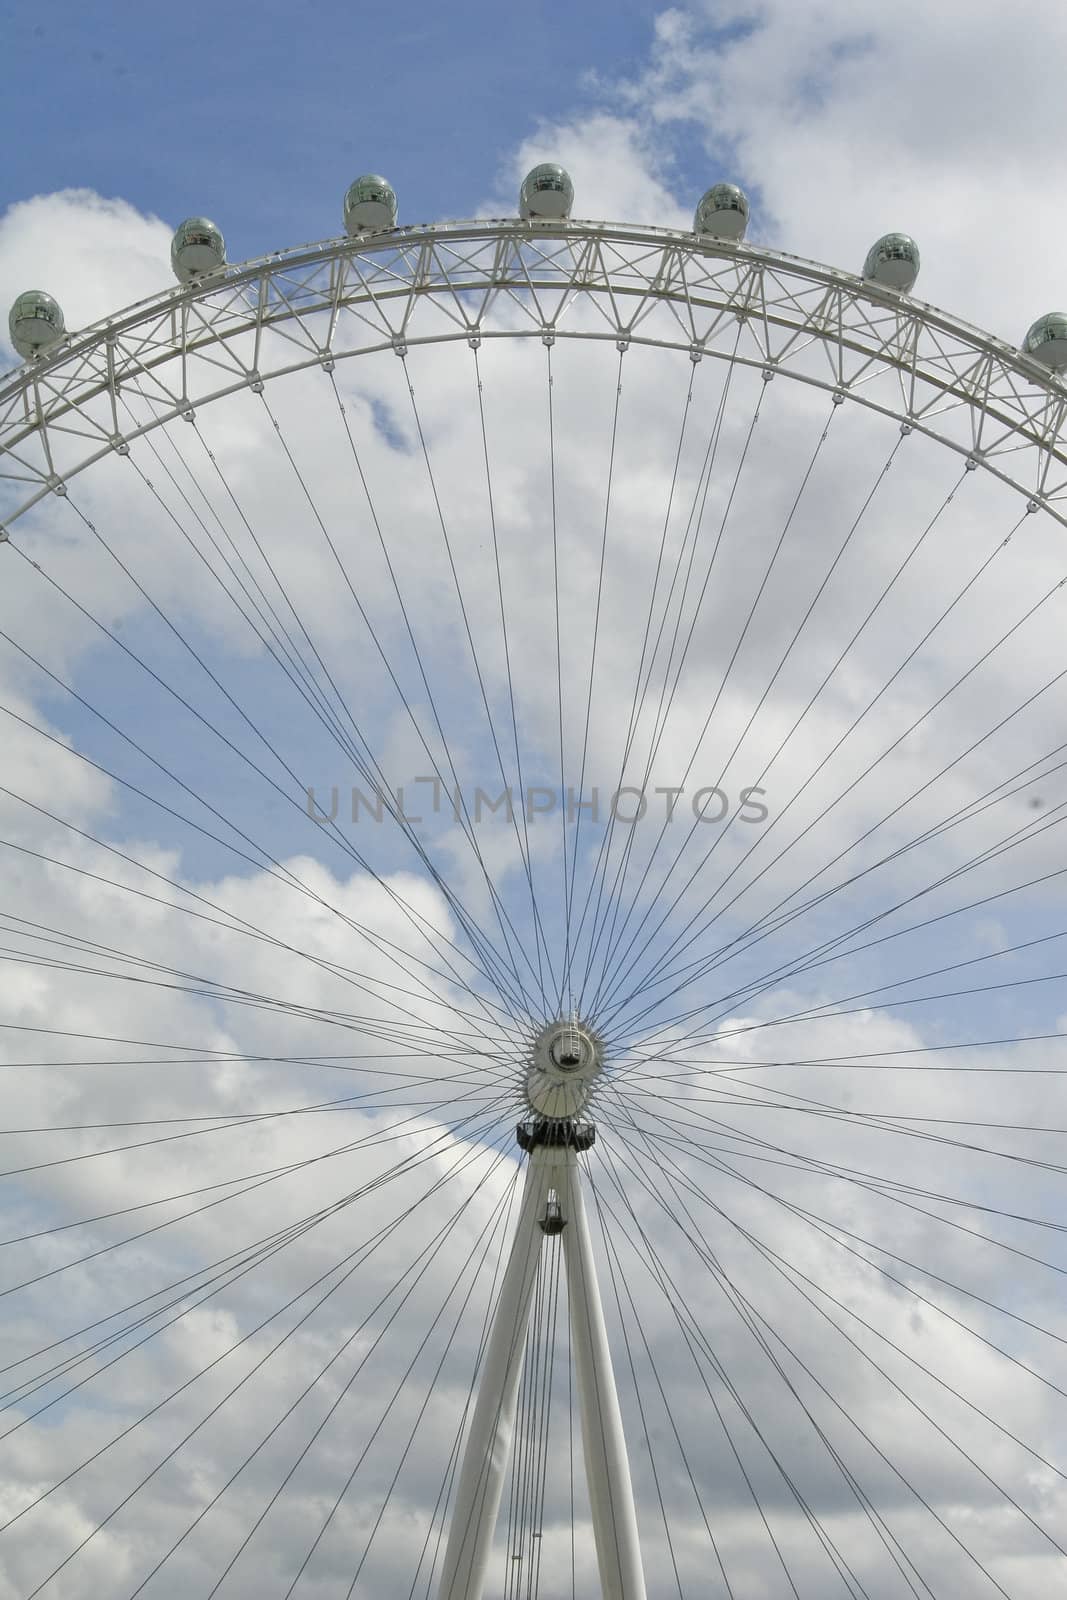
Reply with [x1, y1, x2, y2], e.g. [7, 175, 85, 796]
[5, 0, 701, 255]
[3, 6, 1067, 1591]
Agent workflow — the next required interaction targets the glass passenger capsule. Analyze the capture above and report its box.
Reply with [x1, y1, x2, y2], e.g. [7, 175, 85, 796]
[694, 183, 749, 241]
[171, 217, 226, 283]
[343, 175, 398, 236]
[1022, 313, 1067, 371]
[519, 164, 574, 222]
[8, 290, 66, 359]
[863, 233, 920, 293]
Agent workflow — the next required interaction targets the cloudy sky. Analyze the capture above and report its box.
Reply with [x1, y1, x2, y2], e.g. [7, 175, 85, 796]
[2, 2, 1067, 1597]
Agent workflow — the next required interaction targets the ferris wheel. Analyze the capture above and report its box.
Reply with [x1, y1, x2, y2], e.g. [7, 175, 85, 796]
[1, 161, 1067, 1598]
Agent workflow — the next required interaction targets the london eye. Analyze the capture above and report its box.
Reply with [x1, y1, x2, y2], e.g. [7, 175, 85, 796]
[1, 162, 1066, 1597]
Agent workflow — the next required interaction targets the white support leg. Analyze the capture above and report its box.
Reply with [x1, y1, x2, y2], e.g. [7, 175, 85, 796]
[436, 1134, 646, 1600]
[436, 1144, 556, 1600]
[561, 1151, 647, 1600]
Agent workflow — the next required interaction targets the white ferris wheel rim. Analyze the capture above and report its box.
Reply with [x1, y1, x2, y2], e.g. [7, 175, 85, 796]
[3, 212, 1067, 1598]
[1, 216, 1066, 537]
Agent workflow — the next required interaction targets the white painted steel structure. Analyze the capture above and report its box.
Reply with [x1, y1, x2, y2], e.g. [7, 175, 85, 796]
[438, 1015, 640, 1599]
[4, 214, 1067, 1596]
[437, 1139, 645, 1600]
[3, 218, 1067, 537]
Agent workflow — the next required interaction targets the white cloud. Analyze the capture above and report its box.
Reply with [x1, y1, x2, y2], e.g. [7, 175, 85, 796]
[1, 6, 1066, 1595]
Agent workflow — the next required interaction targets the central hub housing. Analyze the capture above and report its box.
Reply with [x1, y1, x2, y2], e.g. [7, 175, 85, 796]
[526, 1019, 603, 1120]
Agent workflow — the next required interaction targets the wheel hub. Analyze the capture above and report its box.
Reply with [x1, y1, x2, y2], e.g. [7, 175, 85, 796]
[526, 1018, 603, 1119]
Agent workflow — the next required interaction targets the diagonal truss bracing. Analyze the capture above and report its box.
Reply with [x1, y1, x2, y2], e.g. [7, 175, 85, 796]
[2, 219, 1067, 535]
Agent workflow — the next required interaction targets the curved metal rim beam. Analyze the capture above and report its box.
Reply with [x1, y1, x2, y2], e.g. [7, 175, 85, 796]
[2, 218, 1066, 532]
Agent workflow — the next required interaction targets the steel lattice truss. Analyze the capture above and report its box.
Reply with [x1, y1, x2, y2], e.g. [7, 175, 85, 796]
[3, 219, 1067, 533]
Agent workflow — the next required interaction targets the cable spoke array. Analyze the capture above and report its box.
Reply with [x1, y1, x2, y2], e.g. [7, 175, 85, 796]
[0, 222, 1065, 1597]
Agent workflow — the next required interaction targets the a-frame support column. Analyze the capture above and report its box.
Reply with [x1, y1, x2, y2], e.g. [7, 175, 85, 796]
[436, 1137, 646, 1600]
[560, 1153, 646, 1600]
